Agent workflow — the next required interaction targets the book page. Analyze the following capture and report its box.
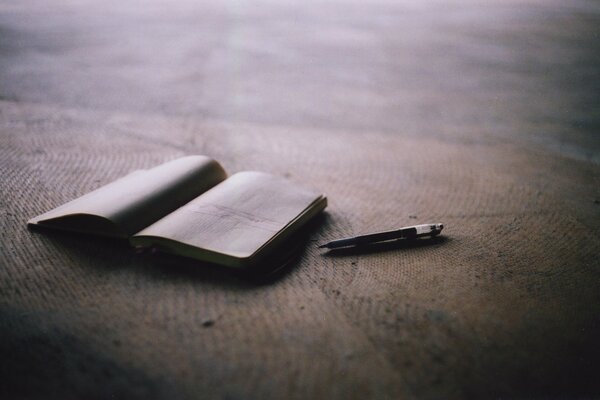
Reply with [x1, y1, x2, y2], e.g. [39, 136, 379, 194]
[131, 171, 326, 265]
[28, 156, 227, 237]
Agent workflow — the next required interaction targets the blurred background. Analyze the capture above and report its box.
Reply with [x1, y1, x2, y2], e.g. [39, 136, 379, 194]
[1, 0, 598, 160]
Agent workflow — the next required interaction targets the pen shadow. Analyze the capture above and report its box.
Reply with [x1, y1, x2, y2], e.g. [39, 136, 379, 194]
[321, 235, 449, 258]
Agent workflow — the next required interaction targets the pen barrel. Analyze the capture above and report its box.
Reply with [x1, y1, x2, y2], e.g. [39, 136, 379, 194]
[326, 227, 417, 249]
[321, 224, 442, 249]
[354, 227, 417, 245]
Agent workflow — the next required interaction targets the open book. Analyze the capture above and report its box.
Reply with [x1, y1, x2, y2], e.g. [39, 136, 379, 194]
[28, 156, 327, 268]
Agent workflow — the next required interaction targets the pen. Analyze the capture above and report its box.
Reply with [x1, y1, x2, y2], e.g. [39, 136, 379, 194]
[318, 223, 443, 249]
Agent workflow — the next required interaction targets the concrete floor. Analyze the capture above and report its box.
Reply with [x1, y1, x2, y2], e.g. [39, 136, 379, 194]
[1, 0, 599, 398]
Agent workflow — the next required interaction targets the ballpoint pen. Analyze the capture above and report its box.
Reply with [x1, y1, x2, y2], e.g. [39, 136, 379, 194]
[318, 223, 444, 250]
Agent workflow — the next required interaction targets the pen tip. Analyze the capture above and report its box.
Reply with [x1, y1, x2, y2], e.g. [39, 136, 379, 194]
[317, 244, 327, 249]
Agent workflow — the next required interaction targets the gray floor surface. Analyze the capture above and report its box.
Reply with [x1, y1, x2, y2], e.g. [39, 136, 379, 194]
[1, 0, 599, 398]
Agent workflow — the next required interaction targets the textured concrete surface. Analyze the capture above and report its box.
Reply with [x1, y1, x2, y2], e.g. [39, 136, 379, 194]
[1, 0, 599, 398]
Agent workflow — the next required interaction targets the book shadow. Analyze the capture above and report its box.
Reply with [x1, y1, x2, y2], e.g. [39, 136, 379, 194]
[321, 235, 449, 258]
[140, 241, 303, 286]
[28, 215, 325, 287]
[143, 214, 327, 285]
